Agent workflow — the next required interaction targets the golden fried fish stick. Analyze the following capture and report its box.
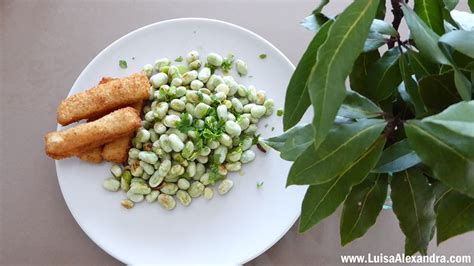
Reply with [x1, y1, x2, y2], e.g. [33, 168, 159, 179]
[57, 73, 149, 126]
[45, 107, 141, 159]
[76, 77, 117, 163]
[101, 136, 133, 164]
[101, 101, 144, 164]
[78, 147, 104, 164]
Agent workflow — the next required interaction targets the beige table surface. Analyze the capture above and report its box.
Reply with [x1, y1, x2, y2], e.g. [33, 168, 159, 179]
[1, 0, 474, 265]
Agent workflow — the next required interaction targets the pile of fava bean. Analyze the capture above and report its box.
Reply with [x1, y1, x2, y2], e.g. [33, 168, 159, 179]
[103, 51, 275, 210]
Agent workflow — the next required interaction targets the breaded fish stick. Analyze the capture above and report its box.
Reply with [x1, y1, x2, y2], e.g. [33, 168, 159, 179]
[78, 147, 104, 164]
[45, 107, 141, 159]
[57, 73, 149, 126]
[102, 101, 144, 164]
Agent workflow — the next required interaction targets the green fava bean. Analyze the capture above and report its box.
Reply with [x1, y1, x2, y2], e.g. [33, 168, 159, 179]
[207, 53, 223, 66]
[203, 187, 214, 200]
[154, 58, 171, 71]
[131, 165, 144, 177]
[127, 190, 145, 203]
[218, 179, 234, 195]
[241, 150, 256, 163]
[194, 103, 210, 118]
[217, 105, 228, 121]
[121, 177, 130, 192]
[160, 182, 179, 195]
[235, 59, 248, 76]
[198, 67, 211, 82]
[103, 178, 120, 192]
[177, 178, 191, 190]
[138, 151, 158, 164]
[149, 171, 164, 187]
[139, 161, 155, 175]
[176, 190, 192, 206]
[136, 129, 151, 143]
[142, 64, 153, 77]
[121, 199, 134, 209]
[225, 121, 241, 137]
[188, 181, 205, 197]
[236, 116, 250, 130]
[170, 99, 186, 111]
[150, 73, 169, 88]
[158, 194, 176, 210]
[263, 99, 274, 116]
[250, 105, 266, 118]
[225, 162, 242, 172]
[187, 50, 200, 63]
[146, 191, 160, 203]
[130, 183, 152, 195]
[189, 60, 202, 70]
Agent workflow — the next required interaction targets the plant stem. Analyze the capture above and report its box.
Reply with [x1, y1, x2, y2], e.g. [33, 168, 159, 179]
[387, 0, 407, 48]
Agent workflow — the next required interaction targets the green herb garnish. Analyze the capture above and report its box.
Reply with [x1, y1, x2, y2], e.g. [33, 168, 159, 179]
[119, 60, 128, 69]
[257, 182, 264, 189]
[176, 113, 194, 133]
[221, 53, 235, 73]
[175, 56, 184, 62]
[259, 54, 267, 59]
[276, 108, 284, 117]
[204, 63, 217, 74]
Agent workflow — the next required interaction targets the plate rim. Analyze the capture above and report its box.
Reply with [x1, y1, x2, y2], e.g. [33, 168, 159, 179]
[55, 17, 298, 264]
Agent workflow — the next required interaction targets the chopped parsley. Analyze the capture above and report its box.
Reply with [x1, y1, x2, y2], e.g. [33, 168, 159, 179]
[276, 108, 284, 117]
[119, 60, 128, 69]
[204, 62, 217, 74]
[264, 123, 269, 128]
[257, 181, 264, 189]
[176, 113, 194, 133]
[221, 53, 235, 73]
[271, 126, 275, 131]
[259, 54, 267, 59]
[175, 56, 184, 62]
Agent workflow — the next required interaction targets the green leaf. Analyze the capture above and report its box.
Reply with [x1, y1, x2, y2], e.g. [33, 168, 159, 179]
[288, 119, 386, 186]
[308, 0, 380, 148]
[373, 139, 421, 173]
[405, 120, 474, 198]
[370, 19, 398, 36]
[433, 181, 452, 211]
[264, 124, 314, 161]
[401, 3, 449, 64]
[437, 190, 474, 244]
[337, 90, 383, 119]
[363, 32, 388, 52]
[376, 0, 386, 19]
[314, 0, 330, 13]
[424, 101, 474, 137]
[443, 0, 460, 11]
[391, 169, 436, 255]
[283, 21, 333, 130]
[366, 48, 402, 102]
[440, 30, 474, 59]
[418, 70, 461, 110]
[300, 0, 331, 32]
[119, 59, 128, 69]
[299, 137, 386, 233]
[400, 52, 427, 115]
[407, 50, 440, 80]
[350, 51, 380, 93]
[340, 173, 388, 245]
[414, 0, 445, 35]
[300, 13, 331, 32]
[469, 0, 474, 12]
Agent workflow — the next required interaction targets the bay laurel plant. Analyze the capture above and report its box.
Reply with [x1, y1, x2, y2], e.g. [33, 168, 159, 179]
[265, 0, 474, 255]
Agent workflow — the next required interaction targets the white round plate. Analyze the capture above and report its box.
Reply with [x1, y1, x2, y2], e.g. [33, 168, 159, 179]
[56, 18, 308, 264]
